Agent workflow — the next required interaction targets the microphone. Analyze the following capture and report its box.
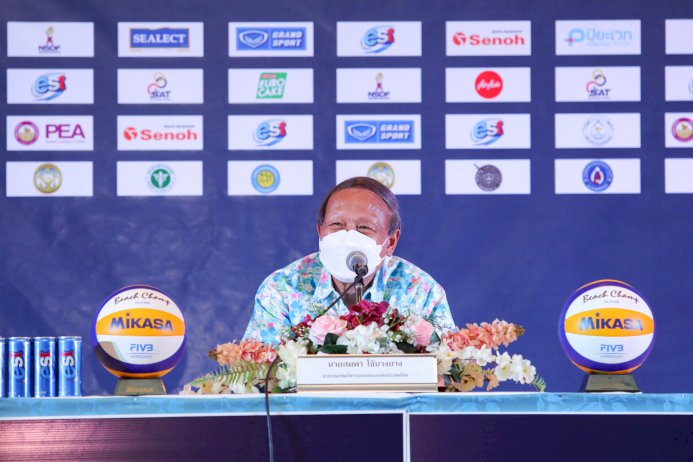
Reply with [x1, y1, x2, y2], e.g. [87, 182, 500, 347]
[346, 251, 368, 278]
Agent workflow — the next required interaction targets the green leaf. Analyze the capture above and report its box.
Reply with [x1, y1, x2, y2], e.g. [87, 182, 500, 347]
[318, 344, 348, 354]
[323, 333, 339, 346]
[430, 331, 440, 345]
[532, 375, 547, 392]
[395, 341, 416, 354]
[188, 362, 270, 388]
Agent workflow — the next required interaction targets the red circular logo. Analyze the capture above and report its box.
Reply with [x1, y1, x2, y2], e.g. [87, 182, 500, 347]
[475, 71, 503, 99]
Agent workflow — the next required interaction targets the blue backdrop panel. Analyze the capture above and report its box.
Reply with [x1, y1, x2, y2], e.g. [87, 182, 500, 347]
[0, 0, 691, 395]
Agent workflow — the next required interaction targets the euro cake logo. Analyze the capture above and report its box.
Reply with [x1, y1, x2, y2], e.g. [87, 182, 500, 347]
[471, 118, 504, 146]
[345, 120, 414, 144]
[251, 164, 280, 193]
[237, 27, 306, 51]
[257, 72, 287, 99]
[362, 25, 395, 53]
[253, 119, 287, 147]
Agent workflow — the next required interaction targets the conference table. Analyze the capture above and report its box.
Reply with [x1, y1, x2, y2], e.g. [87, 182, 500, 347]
[1, 393, 690, 461]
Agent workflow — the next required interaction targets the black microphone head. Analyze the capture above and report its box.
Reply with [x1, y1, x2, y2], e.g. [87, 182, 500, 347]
[346, 250, 367, 271]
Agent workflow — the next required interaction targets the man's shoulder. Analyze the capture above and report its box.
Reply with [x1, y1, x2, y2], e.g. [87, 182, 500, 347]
[385, 255, 442, 288]
[260, 252, 322, 289]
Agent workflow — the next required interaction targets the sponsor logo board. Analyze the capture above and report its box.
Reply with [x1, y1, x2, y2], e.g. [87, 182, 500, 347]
[117, 115, 203, 150]
[228, 69, 313, 104]
[446, 21, 531, 56]
[665, 66, 693, 101]
[118, 69, 204, 104]
[117, 161, 203, 196]
[335, 160, 421, 195]
[336, 68, 421, 103]
[7, 69, 93, 104]
[446, 67, 531, 102]
[555, 113, 640, 148]
[556, 20, 641, 55]
[336, 115, 421, 150]
[337, 22, 421, 57]
[228, 115, 313, 150]
[665, 158, 693, 193]
[6, 161, 93, 197]
[228, 160, 313, 195]
[665, 20, 693, 55]
[555, 66, 641, 102]
[7, 22, 94, 57]
[229, 22, 314, 57]
[118, 22, 204, 57]
[665, 113, 693, 147]
[445, 159, 531, 195]
[445, 114, 531, 149]
[555, 158, 641, 194]
[7, 116, 93, 151]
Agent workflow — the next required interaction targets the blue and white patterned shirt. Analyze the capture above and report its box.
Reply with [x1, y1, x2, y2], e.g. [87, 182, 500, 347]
[243, 253, 455, 344]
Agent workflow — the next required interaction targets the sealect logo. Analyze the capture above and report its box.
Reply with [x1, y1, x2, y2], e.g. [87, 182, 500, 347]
[130, 28, 190, 49]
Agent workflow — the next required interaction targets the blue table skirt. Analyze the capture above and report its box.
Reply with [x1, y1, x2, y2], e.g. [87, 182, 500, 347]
[1, 393, 690, 419]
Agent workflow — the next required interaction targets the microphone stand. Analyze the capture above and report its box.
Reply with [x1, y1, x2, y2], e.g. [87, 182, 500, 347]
[354, 265, 367, 304]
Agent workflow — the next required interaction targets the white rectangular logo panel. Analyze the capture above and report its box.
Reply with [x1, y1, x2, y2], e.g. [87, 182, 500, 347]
[555, 113, 641, 149]
[228, 161, 313, 196]
[446, 21, 531, 56]
[336, 115, 421, 150]
[665, 66, 693, 101]
[229, 22, 314, 57]
[665, 113, 693, 148]
[445, 114, 531, 149]
[555, 66, 641, 102]
[336, 68, 421, 103]
[556, 20, 641, 55]
[118, 69, 203, 104]
[228, 115, 313, 150]
[555, 159, 641, 194]
[666, 20, 693, 55]
[665, 158, 693, 193]
[118, 22, 204, 57]
[117, 116, 203, 151]
[335, 160, 421, 195]
[117, 161, 203, 196]
[7, 22, 94, 57]
[445, 159, 531, 195]
[228, 69, 313, 104]
[6, 161, 93, 197]
[7, 69, 93, 104]
[446, 67, 531, 102]
[337, 22, 421, 57]
[7, 116, 93, 151]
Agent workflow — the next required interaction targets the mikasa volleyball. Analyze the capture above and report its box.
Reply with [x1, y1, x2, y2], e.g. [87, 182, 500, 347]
[92, 285, 186, 378]
[559, 279, 655, 374]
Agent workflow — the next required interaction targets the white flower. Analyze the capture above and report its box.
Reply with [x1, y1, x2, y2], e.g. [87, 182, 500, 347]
[494, 352, 514, 382]
[336, 323, 390, 354]
[427, 342, 456, 375]
[475, 346, 495, 367]
[276, 340, 308, 389]
[510, 354, 536, 384]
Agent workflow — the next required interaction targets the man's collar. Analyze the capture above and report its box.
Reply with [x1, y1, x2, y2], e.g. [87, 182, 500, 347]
[314, 255, 391, 305]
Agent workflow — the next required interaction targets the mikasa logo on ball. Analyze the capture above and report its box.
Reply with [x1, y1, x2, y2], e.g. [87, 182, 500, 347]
[109, 313, 174, 332]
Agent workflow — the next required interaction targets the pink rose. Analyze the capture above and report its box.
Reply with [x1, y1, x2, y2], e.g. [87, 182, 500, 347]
[412, 318, 434, 347]
[308, 315, 348, 345]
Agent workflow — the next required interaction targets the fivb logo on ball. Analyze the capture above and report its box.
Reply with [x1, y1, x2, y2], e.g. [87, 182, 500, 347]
[559, 279, 655, 374]
[92, 285, 186, 378]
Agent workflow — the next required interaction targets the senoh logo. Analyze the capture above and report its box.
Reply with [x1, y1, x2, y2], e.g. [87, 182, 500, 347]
[253, 119, 287, 147]
[123, 126, 197, 142]
[453, 32, 525, 47]
[130, 28, 189, 48]
[32, 73, 67, 101]
[471, 118, 504, 146]
[362, 25, 395, 53]
[475, 71, 503, 99]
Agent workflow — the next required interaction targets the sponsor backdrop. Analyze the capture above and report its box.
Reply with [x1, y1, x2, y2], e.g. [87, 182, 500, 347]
[0, 0, 691, 395]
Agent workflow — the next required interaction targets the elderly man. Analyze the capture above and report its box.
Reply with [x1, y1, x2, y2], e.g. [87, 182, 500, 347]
[243, 176, 455, 344]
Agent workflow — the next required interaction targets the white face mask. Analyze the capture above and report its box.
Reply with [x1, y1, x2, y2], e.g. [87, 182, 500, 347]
[319, 230, 387, 283]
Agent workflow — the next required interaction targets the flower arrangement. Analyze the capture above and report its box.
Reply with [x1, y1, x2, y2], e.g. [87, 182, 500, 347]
[183, 300, 546, 394]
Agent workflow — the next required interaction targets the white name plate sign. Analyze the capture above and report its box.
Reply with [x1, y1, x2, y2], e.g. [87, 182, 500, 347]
[296, 354, 437, 392]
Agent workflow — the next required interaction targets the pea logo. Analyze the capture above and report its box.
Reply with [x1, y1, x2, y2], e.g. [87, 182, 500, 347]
[559, 279, 655, 374]
[252, 164, 280, 193]
[92, 285, 186, 379]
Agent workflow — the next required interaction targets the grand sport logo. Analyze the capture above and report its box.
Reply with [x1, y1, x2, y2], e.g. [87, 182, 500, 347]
[345, 121, 413, 143]
[447, 21, 531, 56]
[117, 116, 203, 151]
[229, 22, 314, 57]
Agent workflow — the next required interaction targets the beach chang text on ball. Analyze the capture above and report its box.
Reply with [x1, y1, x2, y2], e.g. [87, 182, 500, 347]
[92, 285, 186, 379]
[558, 279, 655, 374]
